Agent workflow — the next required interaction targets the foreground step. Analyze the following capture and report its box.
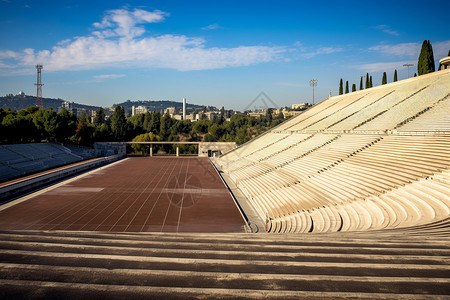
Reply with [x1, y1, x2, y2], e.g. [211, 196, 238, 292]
[0, 230, 449, 298]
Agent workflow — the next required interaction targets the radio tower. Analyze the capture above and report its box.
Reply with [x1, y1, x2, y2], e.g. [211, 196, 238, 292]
[35, 64, 44, 108]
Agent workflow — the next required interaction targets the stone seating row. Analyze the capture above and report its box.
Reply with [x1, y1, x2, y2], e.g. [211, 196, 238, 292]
[228, 135, 449, 233]
[267, 169, 449, 234]
[356, 75, 450, 132]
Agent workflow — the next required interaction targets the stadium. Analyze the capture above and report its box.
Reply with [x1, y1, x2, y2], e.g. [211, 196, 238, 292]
[0, 67, 449, 298]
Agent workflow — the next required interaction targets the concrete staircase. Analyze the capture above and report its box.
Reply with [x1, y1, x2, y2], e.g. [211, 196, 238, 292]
[1, 221, 449, 299]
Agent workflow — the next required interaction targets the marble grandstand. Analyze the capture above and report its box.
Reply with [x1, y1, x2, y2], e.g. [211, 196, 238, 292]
[0, 69, 449, 299]
[215, 69, 450, 233]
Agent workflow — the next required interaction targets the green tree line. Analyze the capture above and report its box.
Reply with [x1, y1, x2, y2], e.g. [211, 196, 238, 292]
[0, 105, 289, 149]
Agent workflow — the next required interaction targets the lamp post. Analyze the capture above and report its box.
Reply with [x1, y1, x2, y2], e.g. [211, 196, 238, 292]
[403, 63, 414, 78]
[309, 79, 318, 105]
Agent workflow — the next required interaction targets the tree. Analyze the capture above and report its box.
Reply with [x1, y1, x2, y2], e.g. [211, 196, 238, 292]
[414, 73, 417, 77]
[345, 81, 349, 94]
[382, 72, 387, 85]
[110, 106, 126, 141]
[56, 109, 77, 142]
[93, 107, 105, 126]
[369, 76, 373, 88]
[360, 77, 363, 90]
[78, 110, 91, 124]
[365, 73, 369, 89]
[417, 40, 435, 75]
[352, 83, 356, 92]
[159, 113, 172, 139]
[393, 69, 398, 82]
[339, 78, 343, 95]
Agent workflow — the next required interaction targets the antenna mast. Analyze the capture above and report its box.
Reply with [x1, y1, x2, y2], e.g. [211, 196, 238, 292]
[35, 64, 44, 108]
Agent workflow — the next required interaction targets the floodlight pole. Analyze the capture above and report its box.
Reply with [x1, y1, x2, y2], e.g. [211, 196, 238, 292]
[309, 79, 318, 105]
[403, 63, 414, 78]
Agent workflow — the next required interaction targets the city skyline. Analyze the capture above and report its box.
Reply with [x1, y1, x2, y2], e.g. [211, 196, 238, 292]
[0, 0, 449, 110]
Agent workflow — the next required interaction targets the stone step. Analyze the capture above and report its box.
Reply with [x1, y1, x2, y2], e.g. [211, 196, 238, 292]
[1, 249, 449, 278]
[2, 279, 445, 300]
[0, 232, 449, 256]
[0, 240, 448, 265]
[0, 264, 449, 295]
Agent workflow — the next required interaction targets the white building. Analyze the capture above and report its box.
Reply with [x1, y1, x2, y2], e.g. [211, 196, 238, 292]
[132, 105, 147, 116]
[291, 103, 307, 110]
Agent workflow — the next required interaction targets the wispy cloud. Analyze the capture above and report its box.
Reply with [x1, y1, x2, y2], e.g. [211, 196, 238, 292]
[293, 41, 343, 59]
[201, 24, 221, 30]
[369, 40, 450, 58]
[375, 25, 399, 36]
[369, 42, 420, 57]
[354, 61, 415, 72]
[0, 8, 284, 75]
[93, 74, 126, 79]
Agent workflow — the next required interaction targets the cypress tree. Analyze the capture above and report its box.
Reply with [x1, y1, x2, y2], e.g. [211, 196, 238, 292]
[339, 78, 343, 95]
[360, 77, 363, 90]
[393, 69, 398, 82]
[365, 73, 369, 89]
[345, 81, 349, 94]
[382, 72, 387, 85]
[352, 83, 356, 92]
[369, 76, 373, 88]
[418, 40, 435, 75]
[448, 50, 450, 56]
[414, 73, 417, 77]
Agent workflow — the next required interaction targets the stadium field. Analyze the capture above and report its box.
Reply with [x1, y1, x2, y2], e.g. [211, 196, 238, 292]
[0, 157, 246, 233]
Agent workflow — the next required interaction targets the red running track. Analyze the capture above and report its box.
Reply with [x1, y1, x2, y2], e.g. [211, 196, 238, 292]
[0, 157, 246, 233]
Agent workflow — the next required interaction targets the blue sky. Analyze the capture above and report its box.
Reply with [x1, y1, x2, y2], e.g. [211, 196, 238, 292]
[1, 0, 449, 110]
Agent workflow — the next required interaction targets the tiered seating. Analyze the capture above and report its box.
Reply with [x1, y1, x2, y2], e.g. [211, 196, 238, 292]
[216, 69, 450, 234]
[325, 70, 446, 132]
[0, 143, 97, 182]
[356, 74, 450, 132]
[218, 133, 289, 171]
[0, 228, 449, 298]
[397, 95, 450, 133]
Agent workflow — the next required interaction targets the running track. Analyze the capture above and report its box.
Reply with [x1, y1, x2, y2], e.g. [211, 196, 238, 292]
[0, 157, 246, 233]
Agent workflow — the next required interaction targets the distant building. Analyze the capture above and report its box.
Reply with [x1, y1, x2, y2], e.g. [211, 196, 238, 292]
[439, 55, 450, 70]
[185, 114, 195, 121]
[132, 105, 147, 116]
[173, 114, 183, 120]
[205, 112, 217, 120]
[59, 101, 78, 115]
[165, 107, 176, 115]
[17, 91, 25, 97]
[291, 103, 307, 110]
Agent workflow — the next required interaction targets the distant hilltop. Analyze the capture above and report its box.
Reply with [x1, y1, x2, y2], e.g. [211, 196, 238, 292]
[0, 94, 100, 112]
[0, 93, 216, 115]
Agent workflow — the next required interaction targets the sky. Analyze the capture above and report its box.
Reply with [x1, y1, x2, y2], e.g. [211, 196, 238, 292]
[0, 0, 449, 111]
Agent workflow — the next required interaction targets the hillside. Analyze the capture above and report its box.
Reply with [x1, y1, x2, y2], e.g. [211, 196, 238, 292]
[0, 94, 99, 111]
[0, 94, 215, 115]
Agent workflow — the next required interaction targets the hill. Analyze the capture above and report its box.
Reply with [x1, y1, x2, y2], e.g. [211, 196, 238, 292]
[0, 94, 216, 115]
[0, 94, 99, 111]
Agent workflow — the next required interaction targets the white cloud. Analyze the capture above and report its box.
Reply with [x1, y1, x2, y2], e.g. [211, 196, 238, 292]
[0, 8, 284, 75]
[354, 61, 415, 72]
[300, 46, 343, 59]
[292, 41, 342, 59]
[434, 40, 450, 58]
[369, 42, 420, 57]
[201, 24, 221, 30]
[375, 25, 399, 36]
[368, 40, 450, 59]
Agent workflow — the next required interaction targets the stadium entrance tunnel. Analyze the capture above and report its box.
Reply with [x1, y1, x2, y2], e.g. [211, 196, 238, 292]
[126, 141, 236, 157]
